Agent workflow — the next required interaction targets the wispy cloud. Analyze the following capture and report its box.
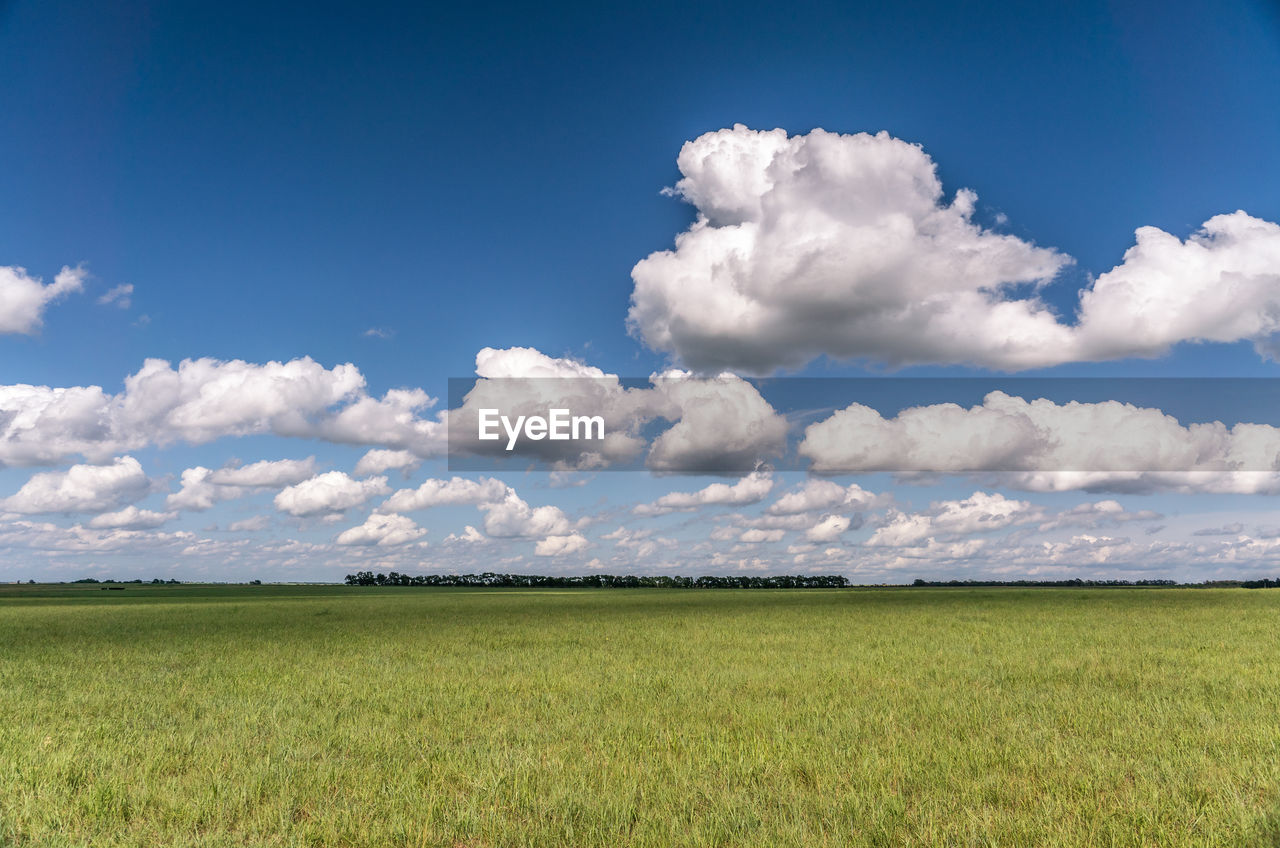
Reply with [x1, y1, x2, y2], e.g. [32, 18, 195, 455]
[97, 283, 134, 309]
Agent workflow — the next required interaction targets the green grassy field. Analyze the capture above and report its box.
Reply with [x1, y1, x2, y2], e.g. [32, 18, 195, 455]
[2, 585, 1279, 847]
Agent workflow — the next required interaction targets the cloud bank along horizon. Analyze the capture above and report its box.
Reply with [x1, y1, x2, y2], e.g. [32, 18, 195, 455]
[3, 125, 1280, 581]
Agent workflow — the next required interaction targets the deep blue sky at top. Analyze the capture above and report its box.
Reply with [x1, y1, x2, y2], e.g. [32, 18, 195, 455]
[2, 0, 1278, 394]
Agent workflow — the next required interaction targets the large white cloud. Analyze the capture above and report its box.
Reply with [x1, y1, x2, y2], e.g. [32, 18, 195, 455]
[633, 470, 774, 516]
[0, 344, 784, 478]
[449, 347, 787, 472]
[1074, 211, 1280, 361]
[534, 532, 589, 557]
[793, 512, 844, 545]
[274, 472, 390, 518]
[308, 388, 445, 457]
[167, 458, 319, 511]
[644, 372, 788, 472]
[804, 514, 853, 542]
[166, 467, 228, 511]
[628, 125, 1071, 372]
[479, 491, 574, 538]
[628, 125, 1280, 373]
[738, 527, 787, 543]
[0, 265, 85, 334]
[1, 456, 150, 514]
[335, 512, 426, 547]
[0, 357, 447, 468]
[765, 479, 848, 514]
[449, 346, 654, 469]
[118, 357, 365, 444]
[353, 449, 420, 478]
[765, 479, 882, 514]
[868, 491, 1036, 547]
[443, 525, 487, 545]
[379, 476, 512, 513]
[0, 383, 118, 467]
[799, 391, 1280, 492]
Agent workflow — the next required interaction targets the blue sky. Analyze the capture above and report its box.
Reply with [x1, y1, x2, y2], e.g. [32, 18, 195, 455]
[3, 0, 1280, 581]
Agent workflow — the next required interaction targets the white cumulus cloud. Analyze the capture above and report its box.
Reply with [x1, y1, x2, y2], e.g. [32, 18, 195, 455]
[335, 512, 426, 547]
[535, 532, 589, 557]
[628, 125, 1280, 373]
[450, 347, 788, 472]
[379, 476, 511, 513]
[805, 514, 853, 542]
[0, 357, 447, 468]
[479, 491, 574, 538]
[167, 458, 318, 511]
[353, 449, 421, 477]
[766, 479, 882, 514]
[444, 525, 487, 545]
[0, 265, 85, 334]
[628, 126, 1070, 372]
[634, 470, 774, 516]
[1074, 212, 1280, 362]
[799, 391, 1280, 493]
[868, 491, 1035, 547]
[644, 373, 788, 472]
[274, 472, 390, 518]
[2, 456, 150, 514]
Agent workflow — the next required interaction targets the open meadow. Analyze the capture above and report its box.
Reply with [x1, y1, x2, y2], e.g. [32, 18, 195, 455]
[2, 584, 1279, 847]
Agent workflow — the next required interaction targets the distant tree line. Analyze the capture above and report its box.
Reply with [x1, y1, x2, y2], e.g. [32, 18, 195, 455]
[71, 578, 182, 585]
[342, 571, 1280, 589]
[343, 571, 850, 588]
[40, 573, 1280, 589]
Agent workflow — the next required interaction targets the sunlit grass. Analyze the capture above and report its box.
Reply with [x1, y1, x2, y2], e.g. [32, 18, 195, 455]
[2, 584, 1279, 846]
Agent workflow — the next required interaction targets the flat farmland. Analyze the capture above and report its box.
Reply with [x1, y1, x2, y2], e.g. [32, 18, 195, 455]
[2, 585, 1278, 846]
